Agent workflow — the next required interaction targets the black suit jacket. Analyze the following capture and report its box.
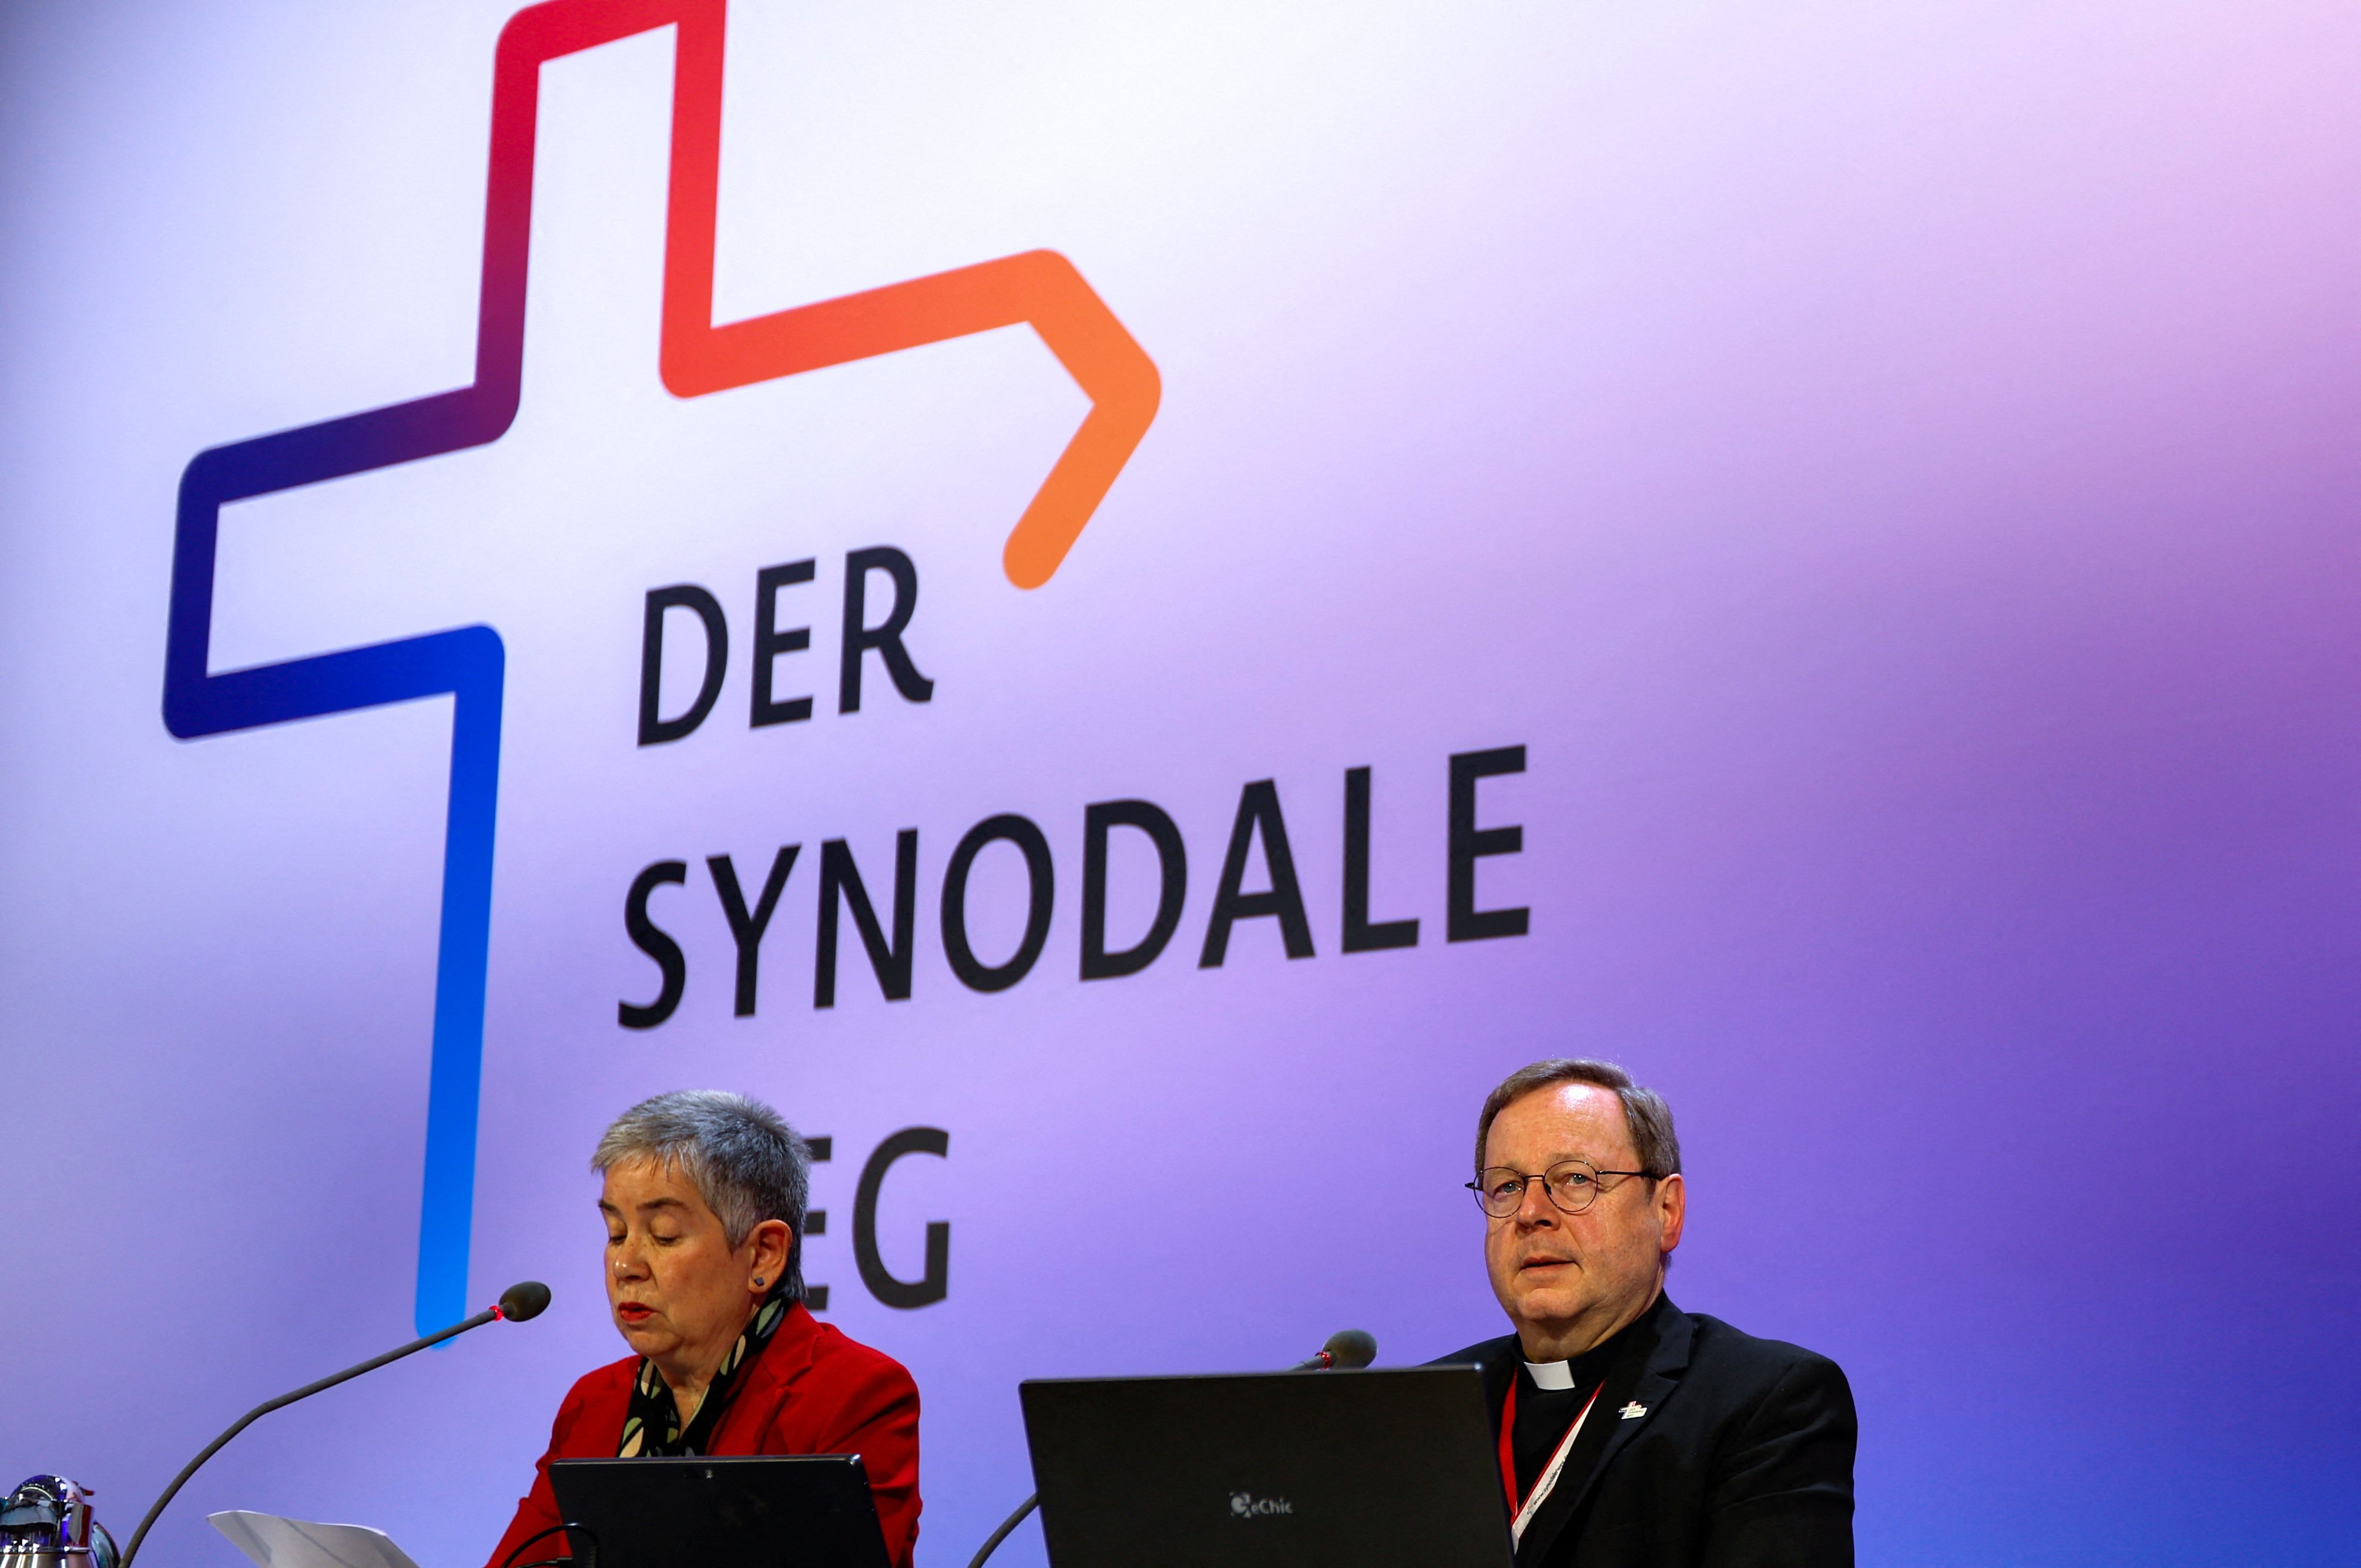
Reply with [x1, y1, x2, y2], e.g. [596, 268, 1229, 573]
[1432, 1295, 1855, 1568]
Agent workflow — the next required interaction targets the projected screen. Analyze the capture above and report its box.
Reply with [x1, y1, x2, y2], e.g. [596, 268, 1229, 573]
[2, 2, 2356, 1565]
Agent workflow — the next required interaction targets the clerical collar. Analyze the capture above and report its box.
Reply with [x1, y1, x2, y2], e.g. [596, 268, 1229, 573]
[1523, 1357, 1578, 1390]
[1521, 1335, 1617, 1391]
[1518, 1294, 1666, 1393]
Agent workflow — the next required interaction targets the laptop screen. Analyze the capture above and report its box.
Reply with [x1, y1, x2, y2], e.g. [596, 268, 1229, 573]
[546, 1454, 888, 1568]
[1020, 1366, 1511, 1568]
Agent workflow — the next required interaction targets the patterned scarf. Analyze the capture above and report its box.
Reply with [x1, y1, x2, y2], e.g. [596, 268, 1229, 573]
[618, 1293, 789, 1457]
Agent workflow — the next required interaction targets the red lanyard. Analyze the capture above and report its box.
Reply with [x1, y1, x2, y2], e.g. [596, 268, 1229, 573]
[1498, 1374, 1604, 1520]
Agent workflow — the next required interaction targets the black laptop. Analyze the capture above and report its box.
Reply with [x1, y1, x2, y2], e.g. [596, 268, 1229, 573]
[1019, 1366, 1512, 1568]
[547, 1455, 890, 1568]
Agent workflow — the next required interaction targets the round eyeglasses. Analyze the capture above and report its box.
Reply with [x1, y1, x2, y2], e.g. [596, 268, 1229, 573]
[1466, 1159, 1649, 1218]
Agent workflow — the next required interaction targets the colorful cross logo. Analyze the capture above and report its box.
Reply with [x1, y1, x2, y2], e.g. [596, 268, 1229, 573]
[160, 0, 1159, 1333]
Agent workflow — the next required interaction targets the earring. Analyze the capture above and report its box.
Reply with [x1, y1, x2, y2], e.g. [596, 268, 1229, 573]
[753, 1277, 766, 1287]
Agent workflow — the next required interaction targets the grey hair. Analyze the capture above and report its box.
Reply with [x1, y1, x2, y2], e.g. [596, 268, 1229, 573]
[593, 1090, 812, 1301]
[1474, 1058, 1682, 1182]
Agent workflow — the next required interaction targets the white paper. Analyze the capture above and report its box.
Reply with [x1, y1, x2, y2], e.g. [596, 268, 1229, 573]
[209, 1511, 422, 1568]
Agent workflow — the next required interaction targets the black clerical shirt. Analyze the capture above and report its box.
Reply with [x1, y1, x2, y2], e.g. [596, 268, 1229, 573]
[1435, 1291, 1857, 1568]
[1510, 1311, 1647, 1505]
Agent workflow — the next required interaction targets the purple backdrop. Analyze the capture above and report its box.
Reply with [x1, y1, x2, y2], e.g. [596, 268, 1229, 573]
[4, 2, 2357, 1565]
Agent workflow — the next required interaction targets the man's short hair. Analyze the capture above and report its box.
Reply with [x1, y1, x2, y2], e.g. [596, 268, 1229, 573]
[593, 1089, 813, 1301]
[1474, 1058, 1682, 1180]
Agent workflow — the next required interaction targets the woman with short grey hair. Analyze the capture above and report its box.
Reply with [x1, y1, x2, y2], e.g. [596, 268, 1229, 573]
[484, 1092, 923, 1568]
[592, 1090, 816, 1308]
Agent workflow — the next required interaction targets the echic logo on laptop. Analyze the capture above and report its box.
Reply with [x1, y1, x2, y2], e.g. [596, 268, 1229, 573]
[1229, 1492, 1295, 1518]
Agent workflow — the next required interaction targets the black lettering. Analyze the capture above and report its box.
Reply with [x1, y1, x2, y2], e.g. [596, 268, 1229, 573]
[1342, 765, 1418, 952]
[854, 1127, 950, 1309]
[1448, 745, 1528, 941]
[638, 585, 729, 745]
[707, 845, 800, 1016]
[619, 860, 689, 1028]
[815, 831, 919, 1006]
[750, 559, 816, 728]
[940, 814, 1054, 993]
[839, 546, 934, 713]
[1081, 800, 1187, 979]
[1199, 780, 1314, 966]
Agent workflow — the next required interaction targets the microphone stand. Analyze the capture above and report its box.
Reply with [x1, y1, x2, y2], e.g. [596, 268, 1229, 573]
[118, 1292, 539, 1568]
[964, 1493, 1039, 1568]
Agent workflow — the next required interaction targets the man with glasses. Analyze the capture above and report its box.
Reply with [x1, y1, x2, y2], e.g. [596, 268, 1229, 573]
[1436, 1059, 1855, 1568]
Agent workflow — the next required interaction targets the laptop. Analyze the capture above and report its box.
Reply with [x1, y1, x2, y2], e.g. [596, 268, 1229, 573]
[1019, 1366, 1512, 1568]
[547, 1455, 890, 1568]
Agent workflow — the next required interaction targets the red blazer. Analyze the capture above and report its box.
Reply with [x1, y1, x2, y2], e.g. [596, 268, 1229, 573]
[484, 1303, 921, 1568]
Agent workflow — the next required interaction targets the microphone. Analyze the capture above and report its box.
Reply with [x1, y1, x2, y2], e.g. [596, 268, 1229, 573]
[1289, 1328, 1377, 1371]
[965, 1328, 1380, 1568]
[116, 1282, 551, 1568]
